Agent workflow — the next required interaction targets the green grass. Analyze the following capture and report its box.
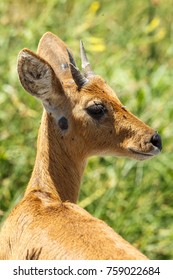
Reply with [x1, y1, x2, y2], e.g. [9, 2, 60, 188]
[0, 0, 173, 259]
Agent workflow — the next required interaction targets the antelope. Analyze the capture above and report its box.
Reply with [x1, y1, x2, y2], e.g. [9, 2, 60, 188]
[0, 32, 162, 260]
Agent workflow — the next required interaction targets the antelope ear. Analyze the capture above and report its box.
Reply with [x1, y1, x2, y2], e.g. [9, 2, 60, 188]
[17, 48, 64, 100]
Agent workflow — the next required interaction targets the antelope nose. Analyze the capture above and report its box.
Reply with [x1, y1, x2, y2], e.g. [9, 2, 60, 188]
[150, 133, 162, 151]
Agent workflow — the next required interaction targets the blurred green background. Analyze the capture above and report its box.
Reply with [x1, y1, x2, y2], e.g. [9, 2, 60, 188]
[0, 0, 173, 259]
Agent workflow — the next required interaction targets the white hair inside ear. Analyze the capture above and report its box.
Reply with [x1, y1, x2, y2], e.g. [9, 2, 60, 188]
[17, 49, 62, 100]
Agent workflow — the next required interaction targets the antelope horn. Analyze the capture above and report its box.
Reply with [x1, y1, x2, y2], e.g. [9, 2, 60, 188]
[80, 40, 94, 78]
[67, 48, 88, 90]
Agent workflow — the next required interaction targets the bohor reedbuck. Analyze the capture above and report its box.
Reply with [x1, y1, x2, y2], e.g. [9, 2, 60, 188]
[0, 32, 162, 260]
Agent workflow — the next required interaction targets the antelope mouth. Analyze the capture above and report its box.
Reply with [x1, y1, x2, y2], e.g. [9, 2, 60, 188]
[128, 147, 159, 160]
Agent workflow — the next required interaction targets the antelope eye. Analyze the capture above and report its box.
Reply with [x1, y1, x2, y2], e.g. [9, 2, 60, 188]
[86, 103, 107, 120]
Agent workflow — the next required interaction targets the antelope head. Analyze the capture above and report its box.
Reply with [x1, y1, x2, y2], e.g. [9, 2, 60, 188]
[17, 32, 162, 162]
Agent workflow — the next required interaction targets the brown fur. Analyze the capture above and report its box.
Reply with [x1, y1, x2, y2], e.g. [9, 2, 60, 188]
[0, 32, 161, 260]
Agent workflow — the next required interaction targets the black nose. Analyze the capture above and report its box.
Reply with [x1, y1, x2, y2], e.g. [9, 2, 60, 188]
[150, 133, 162, 151]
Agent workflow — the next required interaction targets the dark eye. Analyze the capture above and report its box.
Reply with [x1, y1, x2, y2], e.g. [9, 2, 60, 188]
[86, 103, 107, 120]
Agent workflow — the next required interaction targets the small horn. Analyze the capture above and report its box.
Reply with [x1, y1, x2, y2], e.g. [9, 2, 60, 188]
[80, 40, 94, 78]
[67, 48, 88, 90]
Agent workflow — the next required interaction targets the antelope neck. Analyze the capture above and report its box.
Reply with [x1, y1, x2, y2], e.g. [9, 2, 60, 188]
[25, 110, 86, 203]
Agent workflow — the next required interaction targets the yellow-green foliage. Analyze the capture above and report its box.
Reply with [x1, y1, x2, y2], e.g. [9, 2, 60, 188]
[0, 0, 173, 259]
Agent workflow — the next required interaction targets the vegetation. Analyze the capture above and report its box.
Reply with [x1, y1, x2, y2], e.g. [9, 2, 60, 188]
[0, 0, 173, 259]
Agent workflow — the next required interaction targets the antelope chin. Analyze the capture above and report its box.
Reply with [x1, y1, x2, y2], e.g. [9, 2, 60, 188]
[128, 147, 160, 161]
